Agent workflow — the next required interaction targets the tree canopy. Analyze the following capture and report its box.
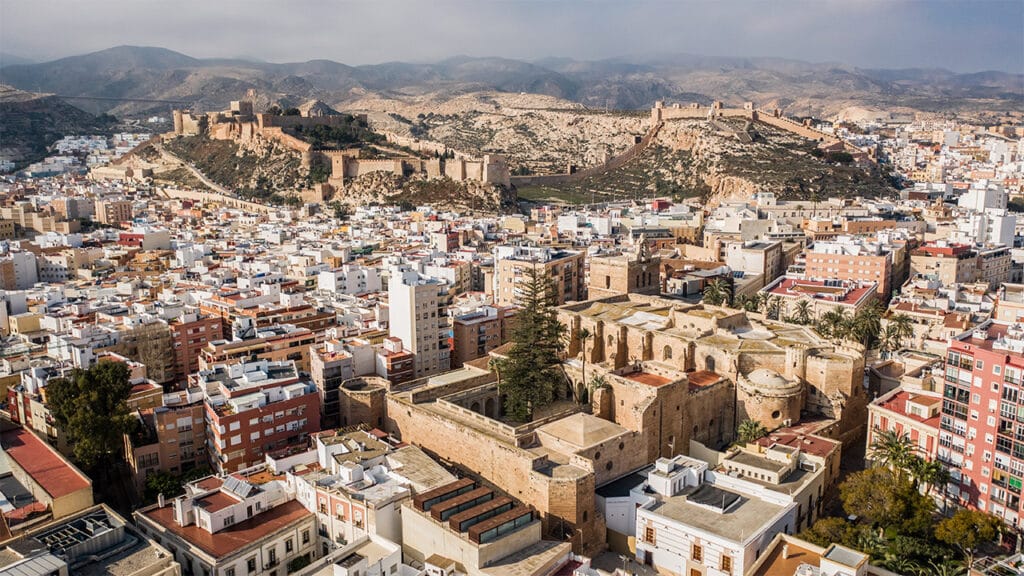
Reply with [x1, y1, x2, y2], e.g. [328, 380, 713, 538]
[935, 509, 1002, 566]
[46, 362, 135, 468]
[736, 419, 768, 444]
[495, 265, 567, 422]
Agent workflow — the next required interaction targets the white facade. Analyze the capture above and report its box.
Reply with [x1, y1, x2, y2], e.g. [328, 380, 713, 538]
[633, 456, 799, 576]
[318, 265, 382, 295]
[388, 268, 446, 377]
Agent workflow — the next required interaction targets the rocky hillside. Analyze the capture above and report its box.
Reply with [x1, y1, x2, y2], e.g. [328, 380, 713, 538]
[0, 84, 116, 170]
[161, 135, 308, 202]
[515, 117, 896, 206]
[350, 92, 649, 175]
[334, 172, 515, 213]
[147, 130, 514, 212]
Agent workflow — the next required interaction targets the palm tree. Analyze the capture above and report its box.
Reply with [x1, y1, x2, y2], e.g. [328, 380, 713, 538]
[793, 300, 813, 325]
[881, 556, 920, 576]
[923, 560, 967, 576]
[890, 313, 914, 347]
[870, 430, 917, 481]
[911, 456, 951, 512]
[765, 295, 782, 320]
[755, 292, 770, 315]
[852, 301, 884, 347]
[878, 324, 902, 358]
[819, 308, 851, 339]
[703, 278, 732, 307]
[736, 419, 768, 444]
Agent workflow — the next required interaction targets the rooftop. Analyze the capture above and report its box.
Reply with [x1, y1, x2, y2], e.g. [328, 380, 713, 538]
[0, 427, 90, 500]
[536, 413, 628, 450]
[646, 483, 789, 543]
[873, 390, 942, 429]
[138, 499, 311, 559]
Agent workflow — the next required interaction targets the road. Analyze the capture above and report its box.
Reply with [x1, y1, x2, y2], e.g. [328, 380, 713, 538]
[154, 143, 234, 196]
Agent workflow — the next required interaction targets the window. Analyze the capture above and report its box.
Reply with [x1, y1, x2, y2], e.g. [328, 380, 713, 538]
[644, 526, 656, 545]
[692, 544, 703, 561]
[721, 555, 732, 574]
[302, 530, 310, 544]
[227, 569, 236, 576]
[223, 515, 235, 527]
[247, 557, 256, 574]
[286, 538, 293, 553]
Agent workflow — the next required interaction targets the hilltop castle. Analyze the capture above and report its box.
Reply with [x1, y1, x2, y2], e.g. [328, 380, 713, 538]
[170, 101, 510, 191]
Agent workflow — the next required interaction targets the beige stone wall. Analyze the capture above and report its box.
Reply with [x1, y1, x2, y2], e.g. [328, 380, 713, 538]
[385, 394, 603, 554]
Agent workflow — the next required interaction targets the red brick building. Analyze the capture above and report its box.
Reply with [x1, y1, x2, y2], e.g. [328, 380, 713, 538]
[194, 360, 320, 473]
[170, 312, 225, 385]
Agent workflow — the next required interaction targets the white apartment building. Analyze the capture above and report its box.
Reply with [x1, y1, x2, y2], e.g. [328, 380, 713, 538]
[317, 264, 382, 295]
[388, 268, 448, 377]
[134, 468, 317, 576]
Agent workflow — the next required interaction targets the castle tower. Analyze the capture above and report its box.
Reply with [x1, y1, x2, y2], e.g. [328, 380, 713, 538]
[587, 235, 661, 300]
[172, 110, 184, 135]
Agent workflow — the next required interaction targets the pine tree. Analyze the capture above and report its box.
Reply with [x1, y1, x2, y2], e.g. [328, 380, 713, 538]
[497, 265, 567, 422]
[46, 361, 135, 469]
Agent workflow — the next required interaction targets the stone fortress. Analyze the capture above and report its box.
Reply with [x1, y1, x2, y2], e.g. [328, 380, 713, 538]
[557, 294, 868, 448]
[370, 292, 867, 557]
[170, 100, 510, 191]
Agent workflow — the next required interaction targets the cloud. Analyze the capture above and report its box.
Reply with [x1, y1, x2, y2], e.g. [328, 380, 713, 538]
[0, 0, 1020, 72]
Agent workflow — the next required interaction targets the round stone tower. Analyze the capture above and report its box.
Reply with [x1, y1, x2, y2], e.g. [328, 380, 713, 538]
[737, 368, 804, 429]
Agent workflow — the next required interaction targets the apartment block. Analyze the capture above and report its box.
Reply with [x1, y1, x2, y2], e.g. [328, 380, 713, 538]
[388, 269, 448, 378]
[940, 323, 1024, 528]
[451, 306, 517, 368]
[134, 468, 317, 576]
[194, 360, 320, 473]
[493, 245, 584, 306]
[169, 312, 225, 385]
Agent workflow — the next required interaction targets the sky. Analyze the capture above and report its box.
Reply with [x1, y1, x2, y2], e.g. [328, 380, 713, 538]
[1, 0, 1022, 73]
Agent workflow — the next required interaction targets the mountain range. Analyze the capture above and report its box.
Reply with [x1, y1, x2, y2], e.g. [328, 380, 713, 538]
[1, 46, 1020, 118]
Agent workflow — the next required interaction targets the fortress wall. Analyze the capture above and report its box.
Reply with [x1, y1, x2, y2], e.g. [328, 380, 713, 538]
[755, 112, 839, 143]
[161, 188, 272, 214]
[423, 158, 442, 179]
[384, 132, 450, 156]
[444, 159, 467, 181]
[509, 121, 662, 187]
[352, 159, 404, 177]
[258, 127, 314, 153]
[384, 395, 603, 553]
[257, 113, 366, 131]
[464, 160, 484, 181]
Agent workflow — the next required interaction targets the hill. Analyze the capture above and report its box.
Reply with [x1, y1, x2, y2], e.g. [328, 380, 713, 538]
[2, 46, 1019, 121]
[0, 84, 116, 170]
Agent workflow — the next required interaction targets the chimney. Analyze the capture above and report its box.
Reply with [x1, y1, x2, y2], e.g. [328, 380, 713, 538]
[158, 493, 165, 508]
[782, 544, 790, 559]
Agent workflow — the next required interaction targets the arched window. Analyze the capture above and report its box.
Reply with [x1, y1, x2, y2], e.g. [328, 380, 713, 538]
[608, 335, 614, 348]
[705, 355, 716, 372]
[663, 346, 673, 360]
[605, 276, 611, 289]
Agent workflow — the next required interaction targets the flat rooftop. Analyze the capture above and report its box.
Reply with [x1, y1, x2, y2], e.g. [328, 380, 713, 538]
[624, 372, 671, 387]
[647, 486, 789, 542]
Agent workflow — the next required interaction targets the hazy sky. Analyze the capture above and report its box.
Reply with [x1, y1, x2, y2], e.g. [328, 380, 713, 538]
[1, 0, 1022, 72]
